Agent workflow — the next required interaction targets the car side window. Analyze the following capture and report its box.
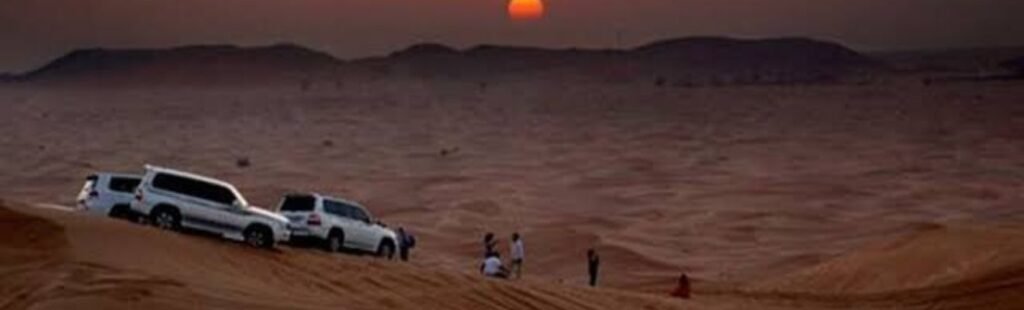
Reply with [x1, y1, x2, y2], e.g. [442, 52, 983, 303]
[348, 206, 371, 223]
[152, 173, 237, 206]
[108, 177, 141, 193]
[323, 200, 350, 218]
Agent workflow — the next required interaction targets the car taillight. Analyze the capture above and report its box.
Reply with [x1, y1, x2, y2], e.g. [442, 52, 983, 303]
[307, 213, 321, 226]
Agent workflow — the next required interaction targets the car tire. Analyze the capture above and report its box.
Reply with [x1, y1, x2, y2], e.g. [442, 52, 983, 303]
[244, 225, 274, 249]
[109, 204, 132, 221]
[325, 230, 345, 253]
[151, 207, 180, 231]
[377, 240, 396, 260]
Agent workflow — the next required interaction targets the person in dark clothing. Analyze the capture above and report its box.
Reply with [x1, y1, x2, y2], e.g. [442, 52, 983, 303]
[587, 248, 600, 287]
[483, 232, 497, 257]
[670, 272, 691, 299]
[397, 227, 416, 262]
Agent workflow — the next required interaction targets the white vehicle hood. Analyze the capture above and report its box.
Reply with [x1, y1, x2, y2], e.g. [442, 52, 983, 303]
[246, 206, 289, 224]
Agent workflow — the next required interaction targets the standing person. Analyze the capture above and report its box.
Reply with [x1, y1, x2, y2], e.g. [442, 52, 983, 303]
[587, 248, 600, 287]
[509, 232, 525, 279]
[483, 232, 497, 257]
[397, 227, 416, 262]
[670, 272, 691, 299]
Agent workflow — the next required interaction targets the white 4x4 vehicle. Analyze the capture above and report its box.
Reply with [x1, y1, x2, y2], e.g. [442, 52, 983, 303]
[77, 173, 142, 219]
[277, 193, 397, 258]
[131, 165, 290, 248]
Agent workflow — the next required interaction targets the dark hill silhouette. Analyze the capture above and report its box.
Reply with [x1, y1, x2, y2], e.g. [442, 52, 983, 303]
[634, 37, 869, 65]
[631, 37, 877, 84]
[389, 43, 460, 58]
[19, 36, 880, 86]
[25, 43, 341, 86]
[355, 36, 878, 84]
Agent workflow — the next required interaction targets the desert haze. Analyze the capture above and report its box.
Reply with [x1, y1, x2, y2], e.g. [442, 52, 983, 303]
[2, 37, 1024, 309]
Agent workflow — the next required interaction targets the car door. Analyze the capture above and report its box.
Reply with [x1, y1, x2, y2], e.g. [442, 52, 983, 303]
[83, 176, 114, 216]
[198, 184, 249, 236]
[161, 175, 243, 235]
[344, 204, 377, 251]
[279, 195, 317, 233]
[77, 175, 97, 205]
[323, 200, 363, 249]
[179, 192, 234, 234]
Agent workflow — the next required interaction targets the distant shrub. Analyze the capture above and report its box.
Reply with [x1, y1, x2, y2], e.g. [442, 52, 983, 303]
[236, 157, 251, 168]
[654, 76, 666, 87]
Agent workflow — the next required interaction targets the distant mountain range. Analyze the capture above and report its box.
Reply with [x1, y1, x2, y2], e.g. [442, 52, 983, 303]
[19, 44, 341, 85]
[356, 37, 879, 84]
[3, 36, 1020, 87]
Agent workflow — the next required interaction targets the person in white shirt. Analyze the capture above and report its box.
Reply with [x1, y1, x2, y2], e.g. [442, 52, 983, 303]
[480, 252, 510, 279]
[509, 232, 525, 279]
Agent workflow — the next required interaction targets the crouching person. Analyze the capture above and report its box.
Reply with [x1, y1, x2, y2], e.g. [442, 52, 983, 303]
[480, 252, 510, 279]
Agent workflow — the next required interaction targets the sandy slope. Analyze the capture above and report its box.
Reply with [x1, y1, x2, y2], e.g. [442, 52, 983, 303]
[1, 77, 1024, 308]
[0, 202, 684, 310]
[742, 223, 1024, 310]
[5, 200, 1024, 310]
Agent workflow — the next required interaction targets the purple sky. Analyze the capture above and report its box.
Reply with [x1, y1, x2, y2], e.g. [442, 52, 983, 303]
[2, 0, 1022, 72]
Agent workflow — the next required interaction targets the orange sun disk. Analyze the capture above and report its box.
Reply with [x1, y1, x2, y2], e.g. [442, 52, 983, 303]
[508, 0, 544, 20]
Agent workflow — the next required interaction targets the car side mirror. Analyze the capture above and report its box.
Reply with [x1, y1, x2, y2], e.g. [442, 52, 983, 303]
[232, 200, 245, 209]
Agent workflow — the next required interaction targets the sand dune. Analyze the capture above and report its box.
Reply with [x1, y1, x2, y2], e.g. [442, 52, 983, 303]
[0, 202, 684, 310]
[742, 223, 1024, 310]
[1, 70, 1023, 309]
[6, 199, 1024, 310]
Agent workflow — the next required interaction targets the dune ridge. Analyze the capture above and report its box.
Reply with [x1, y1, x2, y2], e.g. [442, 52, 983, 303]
[0, 202, 685, 310]
[5, 201, 1024, 310]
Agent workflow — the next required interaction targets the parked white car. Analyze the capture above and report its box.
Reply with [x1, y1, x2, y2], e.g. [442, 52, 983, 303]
[277, 193, 397, 258]
[130, 165, 290, 248]
[76, 173, 143, 219]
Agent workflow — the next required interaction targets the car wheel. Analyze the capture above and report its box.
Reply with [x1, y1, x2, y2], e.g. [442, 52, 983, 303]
[326, 230, 345, 253]
[245, 226, 274, 249]
[377, 240, 395, 259]
[151, 208, 180, 231]
[109, 205, 132, 221]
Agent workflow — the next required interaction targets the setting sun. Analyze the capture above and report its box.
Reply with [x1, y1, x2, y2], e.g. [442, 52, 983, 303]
[508, 0, 544, 21]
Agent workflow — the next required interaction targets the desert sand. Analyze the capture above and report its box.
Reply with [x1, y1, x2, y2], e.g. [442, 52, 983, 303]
[2, 48, 1024, 309]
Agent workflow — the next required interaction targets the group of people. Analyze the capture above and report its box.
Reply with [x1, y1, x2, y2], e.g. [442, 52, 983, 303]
[477, 232, 604, 289]
[406, 229, 687, 299]
[474, 231, 690, 300]
[479, 232, 525, 279]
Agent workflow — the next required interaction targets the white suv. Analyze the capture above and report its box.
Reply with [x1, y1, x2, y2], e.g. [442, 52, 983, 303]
[76, 173, 143, 219]
[277, 193, 397, 258]
[131, 165, 290, 248]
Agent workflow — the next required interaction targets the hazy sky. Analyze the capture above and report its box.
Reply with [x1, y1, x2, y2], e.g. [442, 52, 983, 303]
[2, 0, 1022, 72]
